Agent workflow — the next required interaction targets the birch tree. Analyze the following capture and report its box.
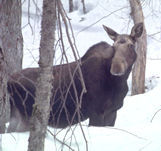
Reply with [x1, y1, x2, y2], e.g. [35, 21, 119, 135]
[0, 0, 23, 133]
[129, 0, 147, 95]
[27, 0, 56, 150]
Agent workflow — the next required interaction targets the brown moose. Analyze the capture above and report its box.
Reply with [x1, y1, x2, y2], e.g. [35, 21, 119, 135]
[7, 23, 143, 132]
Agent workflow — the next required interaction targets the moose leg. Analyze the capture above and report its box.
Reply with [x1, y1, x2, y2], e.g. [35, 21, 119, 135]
[88, 110, 117, 127]
[103, 111, 117, 126]
[7, 106, 30, 133]
[88, 112, 105, 126]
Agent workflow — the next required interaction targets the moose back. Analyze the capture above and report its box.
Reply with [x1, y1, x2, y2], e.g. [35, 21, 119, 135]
[7, 23, 143, 132]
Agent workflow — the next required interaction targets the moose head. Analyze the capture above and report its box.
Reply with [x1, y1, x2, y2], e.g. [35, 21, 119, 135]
[103, 23, 143, 76]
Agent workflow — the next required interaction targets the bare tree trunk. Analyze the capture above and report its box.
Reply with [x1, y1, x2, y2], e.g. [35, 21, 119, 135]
[0, 0, 23, 133]
[69, 0, 74, 12]
[81, 0, 86, 14]
[0, 48, 9, 133]
[129, 0, 147, 95]
[0, 0, 23, 73]
[27, 0, 56, 150]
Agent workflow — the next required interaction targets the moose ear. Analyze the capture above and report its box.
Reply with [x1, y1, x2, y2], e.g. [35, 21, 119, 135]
[103, 25, 118, 41]
[130, 22, 143, 40]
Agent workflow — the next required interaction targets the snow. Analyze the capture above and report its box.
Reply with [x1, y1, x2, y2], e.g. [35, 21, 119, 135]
[1, 0, 161, 151]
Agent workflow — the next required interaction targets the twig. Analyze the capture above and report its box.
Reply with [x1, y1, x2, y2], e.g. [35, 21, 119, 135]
[148, 35, 161, 43]
[56, 2, 89, 150]
[78, 123, 88, 151]
[27, 0, 34, 35]
[57, 1, 87, 110]
[25, 48, 39, 63]
[139, 141, 152, 151]
[47, 129, 75, 151]
[148, 31, 161, 37]
[57, 8, 80, 127]
[77, 6, 128, 35]
[32, 0, 41, 15]
[9, 133, 17, 141]
[107, 127, 147, 140]
[58, 0, 87, 93]
[71, 125, 80, 151]
[150, 108, 161, 123]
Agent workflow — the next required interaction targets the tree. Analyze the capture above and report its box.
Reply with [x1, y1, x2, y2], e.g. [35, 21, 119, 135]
[129, 0, 147, 95]
[0, 0, 23, 133]
[69, 0, 74, 12]
[81, 0, 86, 14]
[27, 0, 56, 150]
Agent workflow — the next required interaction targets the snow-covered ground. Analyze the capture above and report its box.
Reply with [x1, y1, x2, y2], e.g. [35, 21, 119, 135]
[1, 0, 161, 150]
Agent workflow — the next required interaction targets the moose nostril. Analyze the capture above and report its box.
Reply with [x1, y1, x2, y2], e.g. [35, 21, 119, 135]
[110, 59, 128, 76]
[128, 44, 135, 50]
[110, 63, 124, 76]
[119, 39, 126, 44]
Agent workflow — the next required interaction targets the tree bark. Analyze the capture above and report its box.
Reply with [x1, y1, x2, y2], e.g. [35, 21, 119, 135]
[27, 0, 56, 151]
[129, 0, 147, 95]
[0, 0, 23, 73]
[0, 48, 9, 133]
[81, 0, 86, 14]
[0, 0, 23, 133]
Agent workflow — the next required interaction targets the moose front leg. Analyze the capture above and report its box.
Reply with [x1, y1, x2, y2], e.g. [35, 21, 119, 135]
[88, 109, 117, 127]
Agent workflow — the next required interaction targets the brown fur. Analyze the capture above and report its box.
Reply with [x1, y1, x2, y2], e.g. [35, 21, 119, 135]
[7, 23, 143, 132]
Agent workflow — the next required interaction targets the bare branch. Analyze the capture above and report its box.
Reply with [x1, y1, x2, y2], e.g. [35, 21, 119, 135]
[27, 0, 34, 35]
[47, 129, 75, 151]
[107, 127, 147, 140]
[150, 108, 161, 123]
[77, 6, 128, 35]
[148, 31, 161, 37]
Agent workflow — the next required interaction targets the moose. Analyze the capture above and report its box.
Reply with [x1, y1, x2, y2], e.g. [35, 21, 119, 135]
[7, 23, 143, 132]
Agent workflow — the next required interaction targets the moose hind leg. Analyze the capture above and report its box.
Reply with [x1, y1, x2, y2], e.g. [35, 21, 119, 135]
[7, 106, 30, 133]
